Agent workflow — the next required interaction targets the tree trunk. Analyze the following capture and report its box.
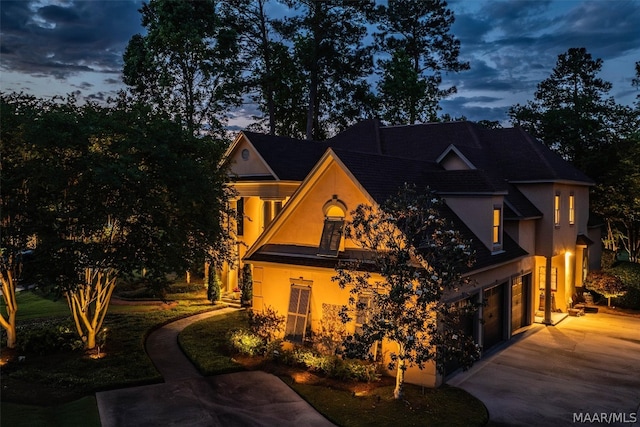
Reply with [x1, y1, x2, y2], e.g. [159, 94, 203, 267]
[66, 268, 117, 350]
[0, 270, 18, 349]
[393, 343, 406, 399]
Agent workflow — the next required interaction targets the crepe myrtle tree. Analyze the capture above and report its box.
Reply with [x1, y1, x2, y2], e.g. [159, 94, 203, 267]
[14, 94, 234, 351]
[333, 184, 480, 399]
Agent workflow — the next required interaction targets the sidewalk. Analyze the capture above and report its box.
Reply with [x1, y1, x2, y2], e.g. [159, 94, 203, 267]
[96, 308, 335, 427]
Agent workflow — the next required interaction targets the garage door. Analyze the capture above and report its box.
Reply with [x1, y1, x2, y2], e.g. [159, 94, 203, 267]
[483, 284, 504, 350]
[511, 274, 530, 332]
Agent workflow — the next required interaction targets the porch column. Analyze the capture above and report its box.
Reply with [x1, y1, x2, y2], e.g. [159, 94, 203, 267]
[543, 256, 552, 325]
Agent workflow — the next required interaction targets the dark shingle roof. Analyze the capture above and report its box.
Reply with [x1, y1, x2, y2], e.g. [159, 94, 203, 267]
[331, 149, 507, 203]
[242, 131, 330, 181]
[242, 121, 593, 186]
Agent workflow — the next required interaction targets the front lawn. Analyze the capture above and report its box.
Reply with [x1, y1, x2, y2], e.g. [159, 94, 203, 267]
[179, 311, 489, 427]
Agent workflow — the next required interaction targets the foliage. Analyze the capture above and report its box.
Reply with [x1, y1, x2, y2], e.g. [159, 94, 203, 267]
[207, 271, 222, 303]
[240, 264, 253, 303]
[1, 93, 234, 349]
[275, 0, 374, 139]
[584, 270, 627, 307]
[508, 48, 640, 263]
[334, 184, 479, 399]
[247, 305, 285, 343]
[123, 0, 243, 136]
[276, 347, 380, 383]
[313, 303, 349, 355]
[228, 329, 264, 356]
[1, 290, 219, 404]
[372, 0, 468, 124]
[14, 319, 84, 356]
[608, 262, 640, 309]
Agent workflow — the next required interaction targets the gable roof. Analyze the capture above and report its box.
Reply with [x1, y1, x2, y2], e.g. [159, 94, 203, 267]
[245, 149, 528, 275]
[240, 131, 330, 181]
[373, 121, 593, 184]
[331, 148, 508, 203]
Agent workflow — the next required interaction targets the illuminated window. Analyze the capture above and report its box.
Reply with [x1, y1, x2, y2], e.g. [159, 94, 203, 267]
[554, 193, 561, 226]
[569, 193, 575, 225]
[285, 285, 311, 343]
[318, 196, 346, 257]
[493, 206, 502, 249]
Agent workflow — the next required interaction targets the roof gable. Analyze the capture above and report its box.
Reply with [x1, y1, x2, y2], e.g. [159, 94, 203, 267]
[226, 132, 276, 179]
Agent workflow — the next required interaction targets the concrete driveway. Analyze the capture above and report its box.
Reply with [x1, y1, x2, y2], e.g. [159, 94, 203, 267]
[448, 313, 640, 426]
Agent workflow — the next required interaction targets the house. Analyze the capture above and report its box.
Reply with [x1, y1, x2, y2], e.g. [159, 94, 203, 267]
[222, 119, 599, 387]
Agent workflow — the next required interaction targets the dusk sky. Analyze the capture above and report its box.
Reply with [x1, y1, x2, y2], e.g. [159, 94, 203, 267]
[1, 0, 639, 130]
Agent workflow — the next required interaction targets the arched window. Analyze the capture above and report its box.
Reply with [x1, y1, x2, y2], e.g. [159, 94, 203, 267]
[318, 196, 346, 257]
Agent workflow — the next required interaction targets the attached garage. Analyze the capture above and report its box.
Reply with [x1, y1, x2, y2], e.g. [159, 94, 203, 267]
[511, 274, 531, 333]
[483, 283, 505, 351]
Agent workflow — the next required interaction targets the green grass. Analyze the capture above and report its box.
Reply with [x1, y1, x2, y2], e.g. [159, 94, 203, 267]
[1, 288, 220, 405]
[1, 291, 70, 320]
[1, 397, 101, 427]
[287, 380, 488, 427]
[178, 310, 248, 375]
[179, 311, 489, 427]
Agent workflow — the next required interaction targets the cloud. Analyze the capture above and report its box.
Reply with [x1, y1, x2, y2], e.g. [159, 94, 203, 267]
[0, 0, 143, 79]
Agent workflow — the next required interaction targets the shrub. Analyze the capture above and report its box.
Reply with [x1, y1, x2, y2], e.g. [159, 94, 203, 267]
[240, 264, 253, 304]
[584, 271, 626, 307]
[16, 323, 84, 355]
[248, 306, 284, 343]
[207, 271, 221, 303]
[275, 346, 379, 382]
[609, 262, 640, 310]
[228, 329, 264, 356]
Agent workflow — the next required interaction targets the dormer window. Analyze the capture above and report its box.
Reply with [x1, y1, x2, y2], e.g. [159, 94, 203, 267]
[492, 205, 502, 250]
[318, 196, 346, 257]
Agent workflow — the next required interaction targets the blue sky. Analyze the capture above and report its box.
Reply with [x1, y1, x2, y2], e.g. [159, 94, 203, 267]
[1, 0, 638, 129]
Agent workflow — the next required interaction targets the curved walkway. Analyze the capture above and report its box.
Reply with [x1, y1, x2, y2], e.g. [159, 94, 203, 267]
[96, 308, 335, 427]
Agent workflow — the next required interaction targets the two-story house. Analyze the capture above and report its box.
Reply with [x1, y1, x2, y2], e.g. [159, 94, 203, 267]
[223, 119, 598, 387]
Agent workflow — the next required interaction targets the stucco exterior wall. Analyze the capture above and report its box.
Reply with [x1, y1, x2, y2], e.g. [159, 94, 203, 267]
[251, 261, 439, 388]
[444, 195, 504, 252]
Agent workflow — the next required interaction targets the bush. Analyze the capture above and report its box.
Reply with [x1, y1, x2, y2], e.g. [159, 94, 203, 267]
[240, 264, 253, 304]
[16, 322, 84, 355]
[584, 271, 626, 307]
[274, 346, 379, 382]
[609, 262, 640, 309]
[207, 272, 221, 303]
[228, 329, 264, 356]
[248, 306, 284, 342]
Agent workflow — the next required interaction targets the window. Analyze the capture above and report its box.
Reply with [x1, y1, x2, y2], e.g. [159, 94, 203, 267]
[318, 196, 346, 257]
[236, 198, 244, 236]
[569, 193, 575, 225]
[285, 285, 311, 343]
[355, 295, 372, 334]
[539, 266, 557, 291]
[554, 193, 561, 226]
[582, 248, 589, 282]
[318, 218, 345, 256]
[492, 206, 502, 248]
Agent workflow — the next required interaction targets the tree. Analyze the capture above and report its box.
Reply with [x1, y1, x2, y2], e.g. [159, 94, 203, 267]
[276, 0, 375, 140]
[333, 184, 479, 399]
[123, 0, 243, 137]
[3, 94, 234, 350]
[0, 94, 43, 348]
[584, 271, 626, 307]
[508, 48, 630, 178]
[373, 0, 468, 125]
